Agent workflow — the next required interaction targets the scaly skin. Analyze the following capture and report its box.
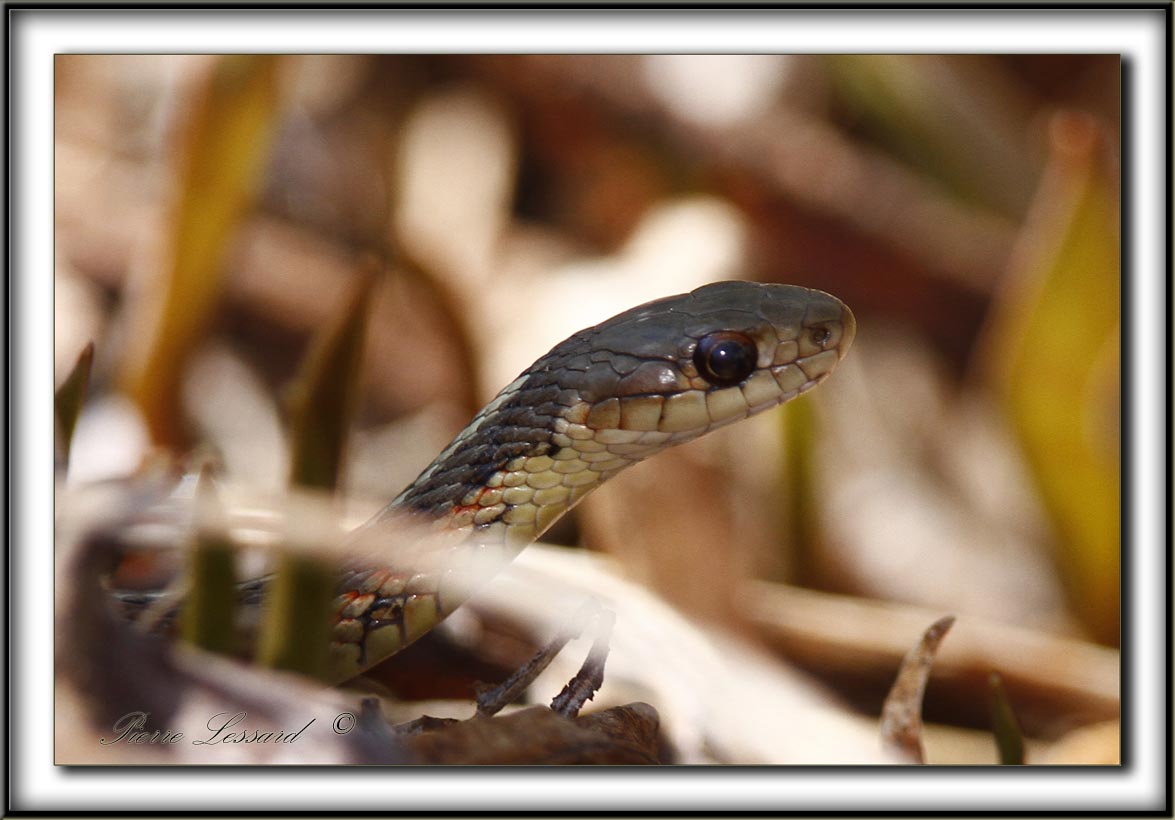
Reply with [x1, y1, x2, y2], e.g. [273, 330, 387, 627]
[325, 281, 855, 682]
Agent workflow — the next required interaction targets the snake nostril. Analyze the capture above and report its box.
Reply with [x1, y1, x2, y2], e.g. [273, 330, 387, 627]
[808, 325, 832, 349]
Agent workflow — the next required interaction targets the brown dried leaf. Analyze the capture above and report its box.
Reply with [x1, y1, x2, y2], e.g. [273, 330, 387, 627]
[1037, 720, 1120, 765]
[574, 702, 661, 755]
[401, 703, 661, 765]
[880, 615, 955, 763]
[746, 581, 1119, 734]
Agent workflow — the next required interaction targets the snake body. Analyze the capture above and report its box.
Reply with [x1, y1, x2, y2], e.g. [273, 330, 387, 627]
[115, 281, 854, 682]
[323, 281, 855, 682]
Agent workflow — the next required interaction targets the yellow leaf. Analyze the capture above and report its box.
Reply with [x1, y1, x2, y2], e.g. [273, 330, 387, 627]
[980, 112, 1120, 644]
[121, 55, 282, 447]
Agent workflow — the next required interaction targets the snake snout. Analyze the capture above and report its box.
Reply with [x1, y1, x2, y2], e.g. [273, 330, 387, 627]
[795, 288, 855, 363]
[830, 299, 857, 362]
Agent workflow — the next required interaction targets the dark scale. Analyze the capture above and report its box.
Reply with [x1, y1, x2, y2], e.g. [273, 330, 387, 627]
[394, 373, 570, 518]
[356, 595, 406, 666]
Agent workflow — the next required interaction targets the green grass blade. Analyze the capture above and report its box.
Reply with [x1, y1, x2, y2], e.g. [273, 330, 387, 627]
[180, 466, 239, 655]
[779, 393, 821, 585]
[988, 673, 1026, 765]
[254, 550, 337, 681]
[286, 268, 376, 491]
[256, 269, 376, 679]
[824, 55, 1038, 216]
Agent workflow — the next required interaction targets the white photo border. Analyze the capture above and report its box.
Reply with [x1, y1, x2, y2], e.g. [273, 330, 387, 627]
[12, 5, 1168, 814]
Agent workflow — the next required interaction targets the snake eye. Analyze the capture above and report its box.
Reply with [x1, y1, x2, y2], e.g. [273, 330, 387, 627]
[694, 331, 758, 387]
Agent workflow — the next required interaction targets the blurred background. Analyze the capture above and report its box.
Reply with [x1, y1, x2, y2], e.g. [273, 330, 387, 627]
[54, 54, 1120, 764]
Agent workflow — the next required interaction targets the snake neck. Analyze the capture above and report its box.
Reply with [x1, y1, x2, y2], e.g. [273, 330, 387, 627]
[327, 370, 685, 681]
[379, 362, 700, 556]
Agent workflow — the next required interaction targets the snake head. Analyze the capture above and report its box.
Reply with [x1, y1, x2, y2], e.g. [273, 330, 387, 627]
[391, 280, 854, 527]
[558, 280, 856, 438]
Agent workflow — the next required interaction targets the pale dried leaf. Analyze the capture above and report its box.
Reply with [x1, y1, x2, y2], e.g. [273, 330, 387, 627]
[880, 615, 955, 763]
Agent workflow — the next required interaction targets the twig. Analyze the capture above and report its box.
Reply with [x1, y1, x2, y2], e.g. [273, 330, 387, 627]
[475, 599, 603, 717]
[550, 608, 615, 718]
[880, 615, 955, 763]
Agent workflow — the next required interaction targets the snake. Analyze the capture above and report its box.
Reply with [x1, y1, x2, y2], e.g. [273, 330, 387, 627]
[121, 280, 855, 683]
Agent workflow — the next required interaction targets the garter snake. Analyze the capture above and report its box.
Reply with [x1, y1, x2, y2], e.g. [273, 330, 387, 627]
[124, 280, 855, 683]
